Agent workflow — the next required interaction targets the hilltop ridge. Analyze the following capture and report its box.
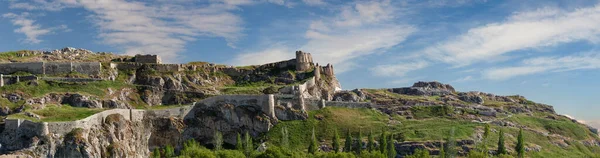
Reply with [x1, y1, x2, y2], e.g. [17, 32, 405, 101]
[0, 48, 598, 157]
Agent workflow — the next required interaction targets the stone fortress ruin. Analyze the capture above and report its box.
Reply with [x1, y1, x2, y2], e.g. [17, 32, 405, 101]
[0, 48, 371, 156]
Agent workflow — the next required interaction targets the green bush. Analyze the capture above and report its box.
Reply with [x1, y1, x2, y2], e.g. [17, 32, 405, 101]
[180, 139, 216, 158]
[215, 150, 245, 158]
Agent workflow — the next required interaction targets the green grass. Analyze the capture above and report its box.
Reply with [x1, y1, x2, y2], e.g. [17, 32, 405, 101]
[7, 105, 104, 122]
[409, 105, 453, 119]
[508, 114, 595, 140]
[0, 80, 131, 98]
[401, 118, 479, 141]
[266, 107, 392, 151]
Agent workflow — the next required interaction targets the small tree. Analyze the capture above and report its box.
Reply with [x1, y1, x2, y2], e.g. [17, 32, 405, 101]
[445, 127, 457, 158]
[152, 147, 161, 158]
[484, 124, 491, 139]
[164, 145, 174, 158]
[367, 131, 375, 152]
[439, 140, 446, 158]
[379, 129, 387, 154]
[345, 129, 352, 152]
[516, 128, 525, 158]
[333, 129, 341, 153]
[236, 133, 243, 151]
[356, 129, 363, 154]
[214, 130, 223, 150]
[308, 128, 318, 154]
[281, 127, 289, 149]
[244, 131, 253, 157]
[497, 130, 507, 155]
[387, 134, 396, 158]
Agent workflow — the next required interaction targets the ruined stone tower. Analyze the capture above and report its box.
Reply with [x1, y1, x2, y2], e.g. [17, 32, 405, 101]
[323, 64, 334, 77]
[295, 51, 313, 71]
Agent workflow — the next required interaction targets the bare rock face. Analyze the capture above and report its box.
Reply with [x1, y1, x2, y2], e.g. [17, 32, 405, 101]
[389, 81, 456, 96]
[333, 91, 361, 102]
[61, 94, 102, 108]
[458, 92, 484, 104]
[55, 114, 151, 158]
[182, 104, 275, 147]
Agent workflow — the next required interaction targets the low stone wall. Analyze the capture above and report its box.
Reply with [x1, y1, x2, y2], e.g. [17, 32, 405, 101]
[0, 62, 44, 74]
[115, 63, 182, 72]
[39, 77, 104, 82]
[0, 62, 101, 75]
[324, 101, 374, 109]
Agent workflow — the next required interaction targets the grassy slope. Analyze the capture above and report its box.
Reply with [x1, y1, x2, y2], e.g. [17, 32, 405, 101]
[266, 107, 600, 157]
[7, 105, 104, 122]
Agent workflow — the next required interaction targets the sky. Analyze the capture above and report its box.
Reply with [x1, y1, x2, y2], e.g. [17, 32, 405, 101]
[1, 0, 599, 129]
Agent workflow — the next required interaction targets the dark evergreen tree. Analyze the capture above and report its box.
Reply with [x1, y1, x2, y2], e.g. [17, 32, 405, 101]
[333, 129, 341, 153]
[308, 128, 318, 154]
[244, 131, 253, 157]
[445, 127, 457, 158]
[164, 145, 174, 158]
[345, 129, 352, 152]
[497, 130, 507, 155]
[379, 129, 387, 154]
[439, 140, 446, 158]
[152, 147, 161, 158]
[236, 133, 243, 151]
[367, 130, 375, 152]
[387, 134, 396, 158]
[516, 128, 525, 158]
[356, 129, 363, 154]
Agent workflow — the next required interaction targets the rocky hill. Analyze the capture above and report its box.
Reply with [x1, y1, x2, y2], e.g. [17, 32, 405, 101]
[0, 48, 598, 158]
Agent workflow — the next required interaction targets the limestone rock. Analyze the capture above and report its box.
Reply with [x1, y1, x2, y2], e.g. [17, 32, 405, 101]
[458, 92, 484, 104]
[388, 81, 456, 96]
[333, 91, 361, 102]
[61, 94, 102, 108]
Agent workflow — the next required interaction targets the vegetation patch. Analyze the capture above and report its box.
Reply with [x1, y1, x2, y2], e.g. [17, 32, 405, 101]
[0, 80, 131, 98]
[8, 105, 104, 122]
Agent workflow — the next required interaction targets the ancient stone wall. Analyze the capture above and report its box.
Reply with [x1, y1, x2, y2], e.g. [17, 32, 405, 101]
[71, 62, 101, 75]
[135, 54, 162, 64]
[0, 62, 101, 75]
[44, 62, 72, 75]
[115, 63, 182, 72]
[0, 62, 44, 74]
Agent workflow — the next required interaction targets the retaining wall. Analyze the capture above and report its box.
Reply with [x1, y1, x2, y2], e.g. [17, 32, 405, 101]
[0, 62, 44, 74]
[0, 62, 101, 75]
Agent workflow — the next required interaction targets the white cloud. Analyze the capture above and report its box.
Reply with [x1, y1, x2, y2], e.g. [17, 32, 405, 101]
[371, 61, 429, 77]
[7, 0, 256, 62]
[302, 0, 326, 6]
[2, 12, 53, 44]
[230, 46, 295, 66]
[231, 0, 416, 73]
[424, 5, 600, 67]
[483, 52, 600, 80]
[452, 75, 474, 83]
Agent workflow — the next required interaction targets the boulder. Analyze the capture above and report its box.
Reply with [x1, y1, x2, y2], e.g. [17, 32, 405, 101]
[61, 94, 102, 108]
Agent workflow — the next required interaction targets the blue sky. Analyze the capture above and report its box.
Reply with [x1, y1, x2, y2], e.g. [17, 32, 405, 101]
[1, 0, 600, 128]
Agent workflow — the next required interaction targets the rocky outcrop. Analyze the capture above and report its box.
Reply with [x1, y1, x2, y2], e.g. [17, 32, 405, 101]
[458, 92, 484, 104]
[388, 81, 456, 96]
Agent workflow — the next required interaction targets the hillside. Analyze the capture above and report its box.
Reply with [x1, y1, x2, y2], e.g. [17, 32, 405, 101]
[0, 48, 598, 158]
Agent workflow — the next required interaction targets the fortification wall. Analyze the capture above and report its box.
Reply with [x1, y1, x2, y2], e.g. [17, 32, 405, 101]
[115, 63, 182, 72]
[44, 62, 72, 74]
[0, 62, 44, 74]
[72, 62, 101, 75]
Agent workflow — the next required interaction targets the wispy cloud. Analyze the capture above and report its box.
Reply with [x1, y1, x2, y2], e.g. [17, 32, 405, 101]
[231, 0, 416, 72]
[483, 52, 600, 80]
[302, 0, 326, 6]
[230, 46, 294, 66]
[452, 75, 475, 83]
[371, 61, 428, 77]
[8, 0, 263, 62]
[2, 12, 52, 44]
[423, 5, 600, 67]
